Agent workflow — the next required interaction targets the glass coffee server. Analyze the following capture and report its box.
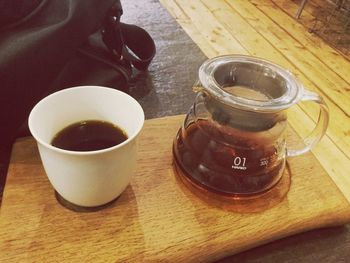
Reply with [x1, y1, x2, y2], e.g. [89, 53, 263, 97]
[173, 55, 329, 199]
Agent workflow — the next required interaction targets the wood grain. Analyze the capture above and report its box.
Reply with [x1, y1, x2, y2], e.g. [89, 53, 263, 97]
[1, 115, 350, 262]
[270, 0, 350, 82]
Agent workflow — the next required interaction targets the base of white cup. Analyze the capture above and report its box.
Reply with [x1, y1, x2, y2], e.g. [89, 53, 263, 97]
[55, 191, 121, 212]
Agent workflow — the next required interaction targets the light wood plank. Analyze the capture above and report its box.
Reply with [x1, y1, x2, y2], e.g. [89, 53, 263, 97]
[288, 105, 350, 202]
[158, 0, 219, 58]
[222, 0, 350, 155]
[228, 0, 350, 114]
[265, 0, 350, 84]
[173, 0, 248, 55]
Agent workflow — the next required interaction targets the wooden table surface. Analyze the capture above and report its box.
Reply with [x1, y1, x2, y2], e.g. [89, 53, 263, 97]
[157, 0, 350, 261]
[1, 115, 350, 262]
[1, 0, 350, 262]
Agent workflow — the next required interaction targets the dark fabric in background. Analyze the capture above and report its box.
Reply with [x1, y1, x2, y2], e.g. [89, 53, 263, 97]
[0, 0, 42, 26]
[0, 0, 203, 195]
[0, 0, 117, 148]
[0, 0, 118, 191]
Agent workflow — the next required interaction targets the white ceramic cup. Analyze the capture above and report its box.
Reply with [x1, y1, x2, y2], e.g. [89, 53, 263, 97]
[28, 86, 144, 207]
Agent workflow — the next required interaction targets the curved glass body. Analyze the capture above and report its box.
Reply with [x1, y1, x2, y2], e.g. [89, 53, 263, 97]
[173, 55, 329, 198]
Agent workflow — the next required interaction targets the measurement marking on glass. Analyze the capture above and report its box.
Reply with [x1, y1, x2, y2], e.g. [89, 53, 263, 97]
[232, 156, 247, 170]
[260, 158, 269, 166]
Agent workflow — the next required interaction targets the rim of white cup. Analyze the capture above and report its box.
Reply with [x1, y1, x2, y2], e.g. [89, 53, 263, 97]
[28, 86, 145, 156]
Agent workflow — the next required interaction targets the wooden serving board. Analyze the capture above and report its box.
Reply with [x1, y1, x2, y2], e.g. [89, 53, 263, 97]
[1, 115, 350, 262]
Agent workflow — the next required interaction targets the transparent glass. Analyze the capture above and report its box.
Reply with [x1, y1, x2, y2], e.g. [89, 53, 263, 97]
[173, 55, 329, 198]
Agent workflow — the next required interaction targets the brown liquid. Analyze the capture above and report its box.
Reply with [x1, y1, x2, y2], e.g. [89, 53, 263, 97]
[173, 120, 285, 197]
[51, 120, 128, 151]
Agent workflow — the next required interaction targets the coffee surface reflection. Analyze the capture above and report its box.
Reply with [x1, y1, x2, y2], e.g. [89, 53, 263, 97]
[51, 120, 128, 151]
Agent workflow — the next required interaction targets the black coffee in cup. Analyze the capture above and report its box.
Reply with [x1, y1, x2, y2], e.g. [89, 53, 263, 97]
[51, 120, 128, 151]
